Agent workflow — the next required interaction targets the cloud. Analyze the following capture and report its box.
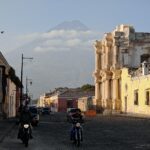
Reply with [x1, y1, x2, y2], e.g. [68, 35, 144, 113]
[33, 30, 101, 53]
[2, 29, 102, 54]
[41, 30, 99, 39]
[66, 39, 81, 47]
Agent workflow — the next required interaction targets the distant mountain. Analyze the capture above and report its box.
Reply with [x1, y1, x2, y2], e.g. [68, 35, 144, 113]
[5, 20, 99, 99]
[50, 20, 89, 31]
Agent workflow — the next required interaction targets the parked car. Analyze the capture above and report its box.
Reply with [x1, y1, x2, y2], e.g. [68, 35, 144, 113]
[29, 106, 39, 126]
[67, 108, 83, 122]
[42, 107, 51, 115]
[37, 107, 43, 115]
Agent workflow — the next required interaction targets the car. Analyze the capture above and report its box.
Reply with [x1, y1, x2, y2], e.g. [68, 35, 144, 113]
[29, 106, 39, 126]
[37, 107, 43, 115]
[42, 107, 51, 115]
[66, 108, 83, 122]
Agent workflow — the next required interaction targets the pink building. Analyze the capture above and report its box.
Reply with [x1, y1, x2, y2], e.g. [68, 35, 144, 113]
[50, 88, 94, 112]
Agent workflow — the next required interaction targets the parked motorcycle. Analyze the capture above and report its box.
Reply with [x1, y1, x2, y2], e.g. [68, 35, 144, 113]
[20, 124, 30, 147]
[70, 122, 83, 147]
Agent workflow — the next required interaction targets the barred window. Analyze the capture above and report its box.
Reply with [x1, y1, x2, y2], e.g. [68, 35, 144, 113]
[134, 90, 138, 105]
[145, 91, 150, 105]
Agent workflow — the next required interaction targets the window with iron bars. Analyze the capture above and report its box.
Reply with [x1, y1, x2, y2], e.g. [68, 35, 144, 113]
[134, 90, 138, 105]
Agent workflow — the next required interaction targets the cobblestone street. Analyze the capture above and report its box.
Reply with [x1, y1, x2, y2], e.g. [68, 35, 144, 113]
[1, 113, 150, 150]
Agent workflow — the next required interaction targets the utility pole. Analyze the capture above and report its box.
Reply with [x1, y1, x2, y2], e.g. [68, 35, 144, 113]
[25, 76, 32, 105]
[20, 54, 23, 106]
[20, 54, 33, 106]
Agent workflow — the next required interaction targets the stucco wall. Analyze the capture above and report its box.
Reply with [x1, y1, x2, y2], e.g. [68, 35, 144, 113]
[78, 98, 87, 112]
[8, 79, 16, 117]
[121, 68, 150, 115]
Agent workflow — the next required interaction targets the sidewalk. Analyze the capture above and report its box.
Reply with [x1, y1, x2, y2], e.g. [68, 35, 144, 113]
[84, 110, 150, 121]
[95, 112, 150, 120]
[0, 118, 17, 143]
[114, 112, 150, 119]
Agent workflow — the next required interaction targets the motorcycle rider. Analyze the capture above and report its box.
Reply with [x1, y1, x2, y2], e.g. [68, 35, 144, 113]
[17, 105, 33, 139]
[70, 110, 83, 141]
[71, 110, 83, 122]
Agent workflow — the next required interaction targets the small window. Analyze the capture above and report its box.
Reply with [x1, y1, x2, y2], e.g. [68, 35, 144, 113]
[134, 90, 138, 105]
[145, 91, 150, 105]
[123, 53, 128, 66]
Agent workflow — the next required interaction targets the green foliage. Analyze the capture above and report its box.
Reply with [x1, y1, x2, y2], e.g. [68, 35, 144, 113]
[81, 84, 95, 91]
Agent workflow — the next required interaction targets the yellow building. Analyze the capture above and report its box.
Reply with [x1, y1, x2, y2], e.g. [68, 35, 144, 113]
[38, 93, 53, 107]
[121, 64, 150, 115]
[78, 96, 94, 112]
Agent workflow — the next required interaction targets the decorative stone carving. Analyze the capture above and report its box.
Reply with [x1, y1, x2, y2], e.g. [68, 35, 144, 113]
[94, 40, 102, 54]
[111, 70, 122, 79]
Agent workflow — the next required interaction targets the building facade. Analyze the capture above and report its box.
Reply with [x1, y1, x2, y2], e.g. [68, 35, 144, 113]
[6, 79, 16, 117]
[94, 24, 150, 112]
[0, 52, 21, 118]
[78, 96, 94, 112]
[0, 52, 10, 118]
[38, 88, 94, 112]
[121, 63, 150, 115]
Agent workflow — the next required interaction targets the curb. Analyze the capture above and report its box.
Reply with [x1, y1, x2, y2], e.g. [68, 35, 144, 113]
[113, 114, 150, 120]
[95, 113, 150, 120]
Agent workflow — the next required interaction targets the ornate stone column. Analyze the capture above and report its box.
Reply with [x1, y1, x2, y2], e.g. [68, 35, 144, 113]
[94, 41, 103, 111]
[98, 71, 112, 115]
[96, 83, 102, 109]
[95, 52, 100, 70]
[94, 40, 102, 70]
[95, 80, 100, 103]
[101, 44, 105, 69]
[105, 79, 110, 108]
[100, 71, 105, 107]
[105, 33, 113, 69]
[111, 69, 122, 111]
[105, 46, 109, 69]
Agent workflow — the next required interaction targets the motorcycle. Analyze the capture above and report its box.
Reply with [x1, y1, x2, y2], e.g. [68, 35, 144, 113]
[71, 122, 83, 147]
[20, 124, 30, 147]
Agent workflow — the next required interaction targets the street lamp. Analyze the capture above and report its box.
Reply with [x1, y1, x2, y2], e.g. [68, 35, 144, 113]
[20, 54, 33, 106]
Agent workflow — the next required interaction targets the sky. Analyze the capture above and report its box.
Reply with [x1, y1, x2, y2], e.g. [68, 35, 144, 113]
[0, 0, 150, 51]
[0, 0, 150, 34]
[0, 0, 150, 99]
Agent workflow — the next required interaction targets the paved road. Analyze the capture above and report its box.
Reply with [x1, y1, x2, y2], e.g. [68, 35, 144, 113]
[1, 113, 150, 150]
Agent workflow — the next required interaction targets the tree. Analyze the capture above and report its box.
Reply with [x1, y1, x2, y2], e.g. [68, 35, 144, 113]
[81, 84, 95, 91]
